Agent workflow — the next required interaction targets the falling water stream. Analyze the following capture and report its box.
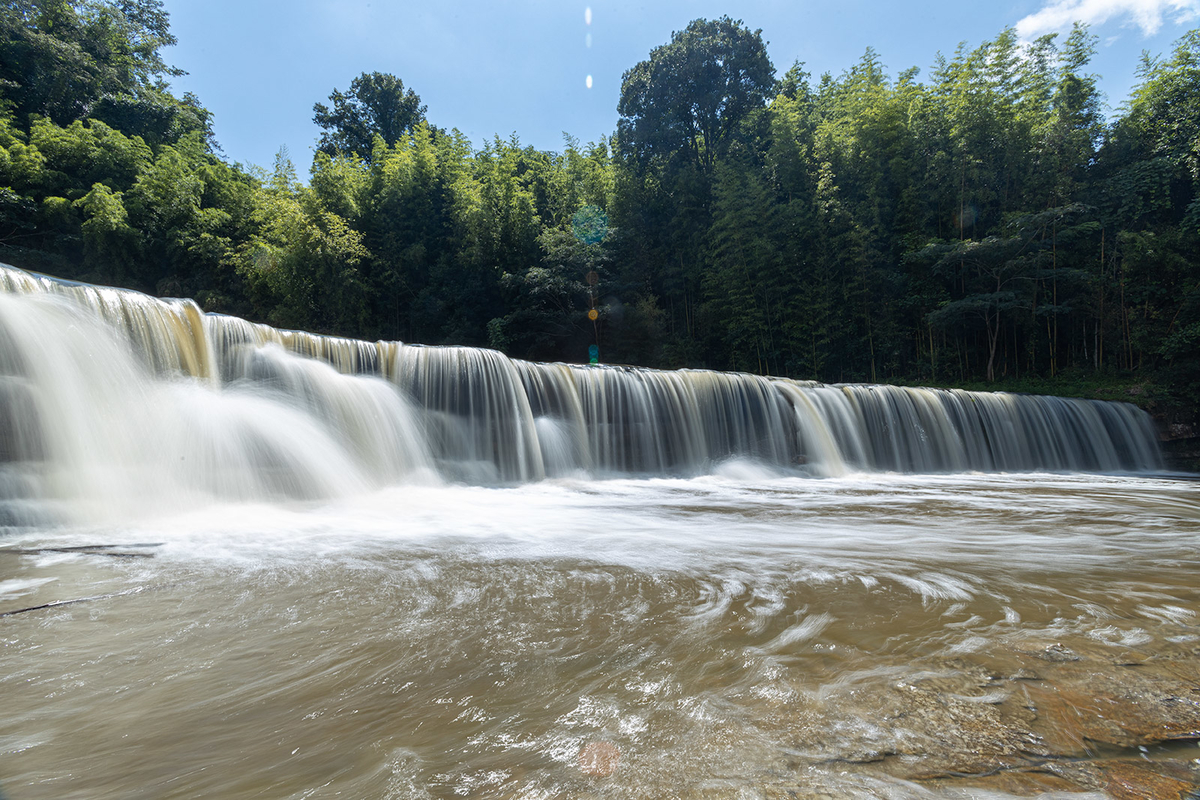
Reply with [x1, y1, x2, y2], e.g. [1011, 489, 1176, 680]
[0, 265, 1196, 799]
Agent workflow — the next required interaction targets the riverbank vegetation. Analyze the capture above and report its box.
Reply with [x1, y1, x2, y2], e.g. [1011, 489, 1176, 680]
[1, 1, 1197, 403]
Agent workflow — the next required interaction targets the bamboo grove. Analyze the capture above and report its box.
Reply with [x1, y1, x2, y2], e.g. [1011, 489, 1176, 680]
[2, 3, 1198, 395]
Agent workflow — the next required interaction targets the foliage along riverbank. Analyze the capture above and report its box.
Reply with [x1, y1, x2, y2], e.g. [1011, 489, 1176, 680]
[1, 2, 1198, 426]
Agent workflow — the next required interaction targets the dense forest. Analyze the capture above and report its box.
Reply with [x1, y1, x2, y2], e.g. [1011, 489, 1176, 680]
[2, 1, 1198, 401]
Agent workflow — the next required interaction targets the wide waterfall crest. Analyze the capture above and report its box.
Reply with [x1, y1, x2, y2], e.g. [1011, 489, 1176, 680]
[0, 264, 1163, 521]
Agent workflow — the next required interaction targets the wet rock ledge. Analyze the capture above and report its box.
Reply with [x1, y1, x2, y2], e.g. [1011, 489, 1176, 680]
[806, 640, 1200, 799]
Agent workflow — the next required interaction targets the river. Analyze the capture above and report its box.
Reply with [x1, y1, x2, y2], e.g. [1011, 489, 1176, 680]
[1, 266, 1197, 798]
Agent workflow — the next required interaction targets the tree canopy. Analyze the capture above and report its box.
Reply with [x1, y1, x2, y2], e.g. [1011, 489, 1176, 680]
[617, 17, 775, 172]
[2, 7, 1199, 403]
[313, 72, 427, 162]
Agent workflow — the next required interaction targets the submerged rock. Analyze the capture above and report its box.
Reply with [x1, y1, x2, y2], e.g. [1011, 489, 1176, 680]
[1044, 759, 1200, 800]
[776, 645, 1200, 797]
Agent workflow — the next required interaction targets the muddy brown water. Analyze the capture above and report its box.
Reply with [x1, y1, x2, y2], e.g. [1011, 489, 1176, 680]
[2, 471, 1199, 799]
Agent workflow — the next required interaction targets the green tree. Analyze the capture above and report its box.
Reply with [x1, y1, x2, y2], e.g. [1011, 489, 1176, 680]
[0, 0, 182, 126]
[703, 157, 781, 373]
[1095, 31, 1200, 386]
[616, 17, 775, 174]
[489, 223, 601, 360]
[313, 72, 427, 162]
[74, 181, 140, 279]
[237, 149, 370, 332]
[362, 123, 472, 341]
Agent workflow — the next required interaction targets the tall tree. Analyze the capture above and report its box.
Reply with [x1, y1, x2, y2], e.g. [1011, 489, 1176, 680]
[0, 0, 183, 126]
[613, 17, 775, 366]
[616, 17, 775, 174]
[313, 72, 426, 163]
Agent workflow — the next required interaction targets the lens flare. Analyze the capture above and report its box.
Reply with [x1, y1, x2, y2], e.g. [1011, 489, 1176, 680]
[584, 6, 592, 25]
[579, 741, 620, 776]
[586, 74, 593, 89]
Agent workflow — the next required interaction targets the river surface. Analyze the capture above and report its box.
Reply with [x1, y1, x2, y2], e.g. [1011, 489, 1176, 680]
[3, 469, 1198, 799]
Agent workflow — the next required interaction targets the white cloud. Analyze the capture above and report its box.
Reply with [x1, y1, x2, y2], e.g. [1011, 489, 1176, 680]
[1016, 0, 1200, 39]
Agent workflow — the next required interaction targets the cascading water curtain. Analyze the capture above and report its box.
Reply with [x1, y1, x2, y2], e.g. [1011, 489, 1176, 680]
[0, 262, 1164, 524]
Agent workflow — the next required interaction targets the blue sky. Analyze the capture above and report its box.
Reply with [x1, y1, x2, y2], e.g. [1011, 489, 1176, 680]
[161, 0, 1200, 170]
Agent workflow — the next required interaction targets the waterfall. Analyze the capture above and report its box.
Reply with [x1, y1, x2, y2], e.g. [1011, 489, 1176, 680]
[0, 264, 1163, 521]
